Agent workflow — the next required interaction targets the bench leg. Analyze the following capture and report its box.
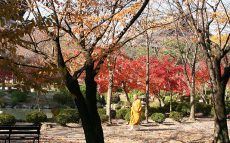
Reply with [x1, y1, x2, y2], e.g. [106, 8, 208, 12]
[33, 138, 39, 143]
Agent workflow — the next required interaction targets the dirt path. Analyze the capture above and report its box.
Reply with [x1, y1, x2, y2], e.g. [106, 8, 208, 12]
[40, 118, 230, 143]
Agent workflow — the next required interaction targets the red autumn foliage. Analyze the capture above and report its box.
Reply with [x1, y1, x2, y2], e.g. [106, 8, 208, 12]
[96, 55, 188, 96]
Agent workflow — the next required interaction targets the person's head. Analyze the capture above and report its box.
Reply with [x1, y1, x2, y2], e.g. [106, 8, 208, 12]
[133, 94, 138, 100]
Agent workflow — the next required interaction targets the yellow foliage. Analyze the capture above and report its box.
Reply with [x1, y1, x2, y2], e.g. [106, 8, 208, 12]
[210, 12, 229, 23]
[210, 34, 230, 46]
[113, 2, 141, 21]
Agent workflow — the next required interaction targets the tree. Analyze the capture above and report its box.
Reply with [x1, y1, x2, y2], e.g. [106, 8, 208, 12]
[0, 0, 59, 92]
[97, 55, 187, 108]
[106, 54, 117, 124]
[164, 37, 199, 120]
[167, 0, 230, 142]
[1, 0, 150, 142]
[196, 61, 211, 104]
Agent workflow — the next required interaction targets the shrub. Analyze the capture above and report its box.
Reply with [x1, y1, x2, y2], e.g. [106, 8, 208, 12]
[100, 115, 109, 123]
[97, 108, 116, 120]
[163, 102, 179, 113]
[111, 110, 116, 119]
[11, 90, 27, 104]
[97, 108, 110, 123]
[97, 103, 103, 108]
[169, 111, 183, 122]
[56, 109, 80, 126]
[115, 104, 122, 110]
[124, 111, 131, 121]
[151, 113, 166, 123]
[116, 108, 130, 119]
[97, 108, 106, 115]
[0, 113, 16, 126]
[202, 104, 212, 116]
[196, 103, 212, 116]
[111, 95, 120, 104]
[97, 95, 106, 107]
[26, 111, 47, 125]
[56, 113, 69, 126]
[80, 84, 86, 96]
[148, 107, 166, 115]
[176, 102, 190, 116]
[0, 99, 4, 107]
[226, 102, 230, 115]
[0, 91, 5, 97]
[62, 109, 80, 122]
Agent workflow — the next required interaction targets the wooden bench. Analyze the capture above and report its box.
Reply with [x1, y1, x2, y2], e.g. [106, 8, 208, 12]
[0, 125, 41, 143]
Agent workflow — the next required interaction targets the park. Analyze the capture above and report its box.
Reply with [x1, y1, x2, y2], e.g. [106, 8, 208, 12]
[0, 0, 229, 143]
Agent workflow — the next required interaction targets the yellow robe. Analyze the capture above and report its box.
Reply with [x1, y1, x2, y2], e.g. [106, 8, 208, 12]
[129, 99, 142, 125]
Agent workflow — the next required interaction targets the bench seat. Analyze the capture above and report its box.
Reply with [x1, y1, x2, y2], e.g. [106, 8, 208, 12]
[0, 125, 40, 143]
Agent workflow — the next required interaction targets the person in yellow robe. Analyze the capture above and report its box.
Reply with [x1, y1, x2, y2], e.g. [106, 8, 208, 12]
[129, 94, 142, 130]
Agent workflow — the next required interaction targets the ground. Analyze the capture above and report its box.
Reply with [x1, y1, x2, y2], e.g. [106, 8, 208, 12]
[40, 118, 230, 143]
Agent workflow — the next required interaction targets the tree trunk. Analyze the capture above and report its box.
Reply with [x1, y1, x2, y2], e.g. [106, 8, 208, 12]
[36, 91, 41, 111]
[212, 65, 230, 143]
[106, 69, 113, 124]
[66, 75, 100, 143]
[213, 85, 229, 143]
[156, 96, 164, 108]
[55, 38, 104, 143]
[189, 79, 195, 120]
[200, 95, 207, 104]
[189, 90, 195, 120]
[2, 79, 5, 91]
[145, 38, 150, 123]
[170, 92, 172, 112]
[85, 63, 104, 143]
[68, 66, 104, 143]
[188, 46, 197, 120]
[201, 84, 208, 104]
[205, 57, 229, 143]
[122, 82, 131, 106]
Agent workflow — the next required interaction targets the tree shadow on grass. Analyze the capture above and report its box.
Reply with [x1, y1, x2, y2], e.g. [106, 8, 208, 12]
[181, 121, 197, 124]
[140, 124, 159, 127]
[64, 125, 83, 128]
[106, 123, 122, 127]
[141, 122, 175, 126]
[138, 128, 176, 132]
[162, 122, 175, 125]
